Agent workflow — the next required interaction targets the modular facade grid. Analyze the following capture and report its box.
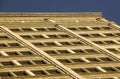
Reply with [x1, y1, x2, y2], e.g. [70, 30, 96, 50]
[0, 13, 120, 79]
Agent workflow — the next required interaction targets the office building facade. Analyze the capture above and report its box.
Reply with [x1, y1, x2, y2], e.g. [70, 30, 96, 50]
[0, 13, 120, 79]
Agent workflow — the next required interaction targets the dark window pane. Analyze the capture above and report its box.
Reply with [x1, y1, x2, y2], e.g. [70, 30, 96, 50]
[33, 60, 47, 65]
[47, 28, 58, 31]
[60, 42, 71, 45]
[32, 70, 47, 75]
[58, 59, 71, 63]
[47, 69, 62, 75]
[85, 49, 98, 53]
[103, 67, 117, 72]
[33, 35, 45, 38]
[87, 68, 100, 72]
[59, 34, 71, 38]
[57, 50, 70, 54]
[92, 27, 101, 30]
[0, 36, 9, 39]
[100, 57, 113, 62]
[0, 72, 12, 77]
[72, 41, 84, 45]
[68, 27, 78, 30]
[33, 43, 45, 46]
[102, 27, 113, 30]
[20, 51, 34, 55]
[78, 27, 89, 30]
[45, 50, 57, 54]
[72, 49, 86, 54]
[10, 28, 21, 32]
[45, 42, 57, 46]
[91, 34, 102, 37]
[14, 71, 28, 76]
[93, 41, 104, 44]
[73, 68, 87, 73]
[80, 34, 91, 37]
[104, 33, 115, 36]
[19, 61, 33, 65]
[9, 43, 21, 47]
[47, 35, 58, 38]
[6, 51, 19, 56]
[72, 59, 85, 63]
[86, 58, 100, 62]
[1, 61, 14, 66]
[0, 44, 7, 48]
[22, 28, 32, 31]
[21, 35, 32, 39]
[36, 28, 46, 31]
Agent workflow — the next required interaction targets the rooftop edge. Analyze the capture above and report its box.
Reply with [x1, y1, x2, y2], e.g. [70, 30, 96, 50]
[0, 12, 102, 17]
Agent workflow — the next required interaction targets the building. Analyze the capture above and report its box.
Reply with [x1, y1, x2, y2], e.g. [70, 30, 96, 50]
[0, 12, 120, 79]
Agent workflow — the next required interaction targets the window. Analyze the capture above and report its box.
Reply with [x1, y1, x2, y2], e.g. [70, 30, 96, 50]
[80, 34, 91, 37]
[20, 51, 34, 55]
[45, 50, 58, 54]
[115, 67, 120, 70]
[72, 41, 84, 45]
[6, 51, 19, 56]
[102, 26, 113, 30]
[35, 28, 46, 31]
[19, 61, 33, 65]
[86, 58, 100, 62]
[93, 41, 105, 44]
[9, 43, 21, 47]
[45, 42, 57, 46]
[47, 28, 58, 31]
[68, 27, 78, 30]
[72, 58, 85, 63]
[73, 68, 87, 73]
[92, 27, 101, 30]
[78, 27, 89, 30]
[72, 49, 86, 54]
[59, 42, 72, 45]
[91, 34, 102, 37]
[47, 69, 62, 75]
[57, 50, 70, 54]
[104, 41, 116, 44]
[21, 35, 32, 39]
[33, 60, 47, 65]
[0, 54, 2, 56]
[87, 68, 100, 72]
[107, 48, 119, 53]
[22, 28, 32, 31]
[59, 34, 71, 38]
[33, 35, 45, 38]
[32, 70, 47, 75]
[47, 35, 59, 38]
[33, 42, 45, 46]
[100, 78, 115, 79]
[0, 72, 12, 77]
[10, 28, 21, 32]
[58, 59, 71, 63]
[0, 36, 9, 39]
[102, 67, 117, 72]
[100, 57, 114, 62]
[0, 43, 7, 48]
[14, 71, 28, 76]
[1, 61, 14, 66]
[117, 40, 120, 43]
[115, 33, 120, 36]
[104, 33, 115, 36]
[85, 49, 98, 53]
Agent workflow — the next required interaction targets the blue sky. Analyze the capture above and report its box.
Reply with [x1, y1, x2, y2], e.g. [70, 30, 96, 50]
[0, 0, 120, 25]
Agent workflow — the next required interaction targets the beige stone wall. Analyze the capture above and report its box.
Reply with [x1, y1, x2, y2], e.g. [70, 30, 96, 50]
[0, 13, 120, 79]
